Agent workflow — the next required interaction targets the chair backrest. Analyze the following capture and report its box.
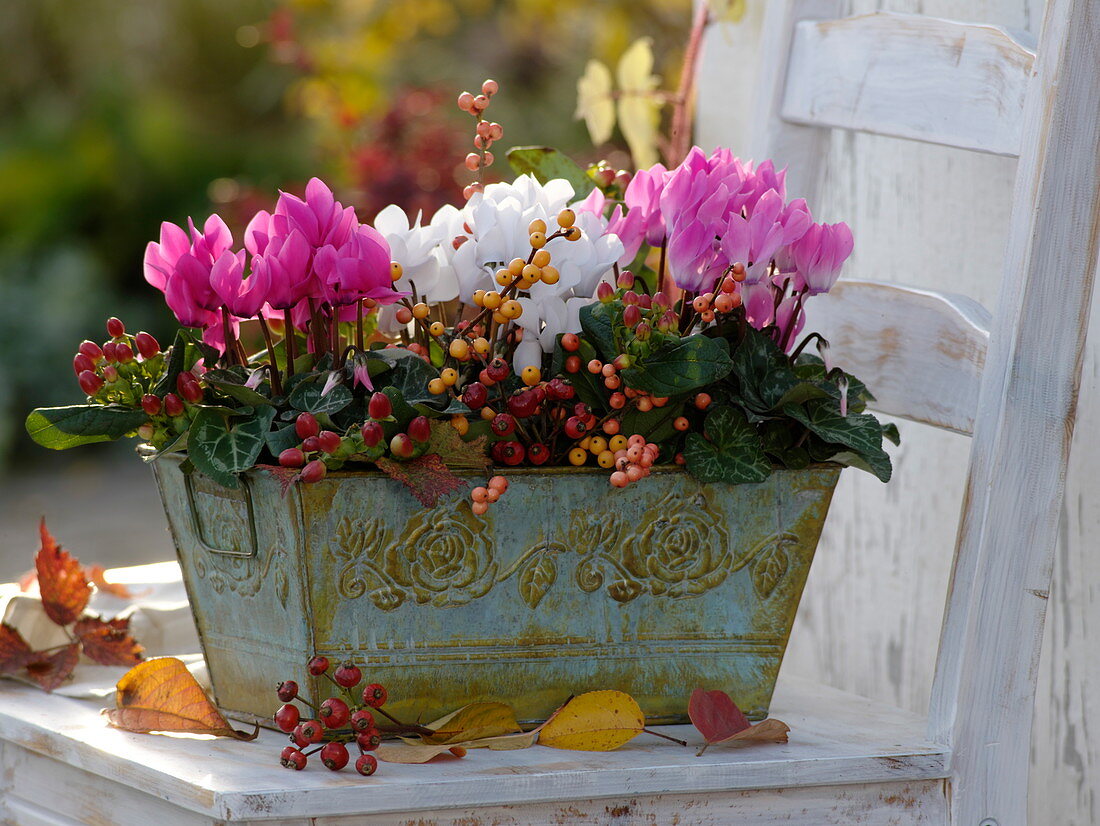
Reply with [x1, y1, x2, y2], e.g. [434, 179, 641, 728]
[741, 2, 1100, 823]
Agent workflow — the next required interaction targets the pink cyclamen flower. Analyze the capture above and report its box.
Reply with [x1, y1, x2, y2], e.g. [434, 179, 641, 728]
[719, 189, 789, 285]
[315, 225, 401, 312]
[791, 222, 854, 295]
[210, 250, 271, 318]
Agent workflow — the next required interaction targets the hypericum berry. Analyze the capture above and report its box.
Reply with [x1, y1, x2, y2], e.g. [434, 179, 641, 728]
[276, 680, 299, 702]
[300, 459, 327, 483]
[355, 753, 378, 776]
[408, 416, 431, 443]
[389, 433, 415, 459]
[102, 364, 119, 383]
[281, 746, 307, 770]
[462, 382, 488, 409]
[164, 393, 184, 417]
[73, 353, 95, 375]
[275, 703, 301, 732]
[279, 448, 306, 468]
[350, 709, 375, 732]
[527, 443, 550, 465]
[134, 332, 160, 359]
[320, 697, 350, 729]
[78, 370, 104, 395]
[177, 374, 203, 403]
[369, 392, 392, 420]
[490, 414, 516, 437]
[141, 394, 162, 416]
[317, 430, 342, 454]
[115, 342, 134, 363]
[321, 741, 349, 771]
[298, 719, 324, 743]
[106, 317, 126, 338]
[308, 656, 330, 676]
[622, 305, 642, 328]
[301, 436, 321, 453]
[356, 728, 382, 750]
[102, 341, 118, 362]
[362, 683, 387, 708]
[78, 340, 103, 361]
[486, 358, 510, 382]
[334, 661, 362, 688]
[137, 423, 155, 441]
[295, 412, 320, 439]
[360, 420, 383, 447]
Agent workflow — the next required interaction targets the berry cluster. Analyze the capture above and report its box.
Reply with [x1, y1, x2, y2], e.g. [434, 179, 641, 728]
[274, 656, 389, 776]
[457, 79, 504, 200]
[469, 474, 509, 516]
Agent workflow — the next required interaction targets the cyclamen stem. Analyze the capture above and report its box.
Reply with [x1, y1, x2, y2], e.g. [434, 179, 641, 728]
[257, 316, 283, 396]
[283, 309, 297, 373]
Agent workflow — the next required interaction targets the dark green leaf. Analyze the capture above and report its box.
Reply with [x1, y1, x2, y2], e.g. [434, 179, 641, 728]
[829, 449, 892, 482]
[578, 301, 618, 362]
[682, 406, 771, 484]
[621, 335, 733, 397]
[153, 329, 192, 396]
[505, 146, 595, 199]
[783, 399, 892, 482]
[204, 375, 273, 408]
[25, 405, 148, 450]
[551, 336, 606, 412]
[619, 401, 684, 443]
[289, 380, 353, 416]
[729, 327, 797, 413]
[265, 423, 301, 456]
[882, 422, 901, 446]
[189, 408, 277, 489]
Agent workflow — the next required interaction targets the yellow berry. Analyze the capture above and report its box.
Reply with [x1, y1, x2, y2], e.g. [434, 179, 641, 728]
[522, 263, 541, 281]
[579, 436, 592, 451]
[412, 302, 430, 320]
[390, 261, 403, 281]
[429, 321, 446, 337]
[516, 275, 537, 290]
[532, 249, 551, 267]
[564, 226, 582, 241]
[528, 219, 547, 235]
[540, 265, 560, 285]
[492, 310, 508, 325]
[557, 208, 576, 228]
[500, 300, 523, 320]
[428, 378, 447, 395]
[529, 232, 546, 249]
[495, 270, 512, 286]
[449, 339, 471, 359]
[596, 449, 615, 468]
[609, 434, 628, 452]
[441, 368, 459, 386]
[473, 337, 491, 355]
[521, 366, 541, 386]
[508, 258, 526, 276]
[473, 289, 487, 307]
[450, 415, 469, 435]
[482, 291, 503, 310]
[480, 406, 496, 421]
[568, 447, 588, 466]
[588, 436, 608, 454]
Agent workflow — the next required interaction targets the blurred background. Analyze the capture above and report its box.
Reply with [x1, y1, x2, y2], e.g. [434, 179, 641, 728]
[0, 0, 692, 578]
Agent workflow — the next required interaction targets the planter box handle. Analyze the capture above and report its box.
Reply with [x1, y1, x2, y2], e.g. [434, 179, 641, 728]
[183, 472, 258, 558]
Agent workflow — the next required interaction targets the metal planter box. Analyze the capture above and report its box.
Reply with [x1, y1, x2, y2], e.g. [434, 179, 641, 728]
[151, 457, 839, 725]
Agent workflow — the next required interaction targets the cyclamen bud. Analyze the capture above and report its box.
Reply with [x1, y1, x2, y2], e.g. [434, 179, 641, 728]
[368, 392, 392, 421]
[617, 270, 635, 289]
[134, 332, 160, 359]
[596, 282, 614, 303]
[78, 370, 104, 395]
[141, 394, 162, 415]
[164, 393, 185, 417]
[106, 317, 125, 338]
[360, 421, 383, 447]
[78, 340, 103, 361]
[623, 305, 642, 328]
[73, 353, 95, 375]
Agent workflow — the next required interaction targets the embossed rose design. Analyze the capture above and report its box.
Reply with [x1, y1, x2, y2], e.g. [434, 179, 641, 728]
[396, 504, 497, 608]
[621, 491, 732, 597]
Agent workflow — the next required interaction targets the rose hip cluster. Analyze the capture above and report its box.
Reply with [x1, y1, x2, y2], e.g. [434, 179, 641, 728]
[275, 656, 388, 776]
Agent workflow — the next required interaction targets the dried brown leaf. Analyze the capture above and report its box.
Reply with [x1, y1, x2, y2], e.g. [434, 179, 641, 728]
[376, 454, 467, 508]
[74, 616, 144, 666]
[22, 643, 80, 692]
[0, 624, 33, 673]
[35, 518, 91, 626]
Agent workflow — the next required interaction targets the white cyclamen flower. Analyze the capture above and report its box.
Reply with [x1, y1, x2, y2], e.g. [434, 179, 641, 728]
[373, 204, 459, 333]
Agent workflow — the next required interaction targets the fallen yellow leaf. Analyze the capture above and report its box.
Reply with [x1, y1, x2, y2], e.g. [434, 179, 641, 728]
[422, 701, 521, 745]
[539, 690, 645, 752]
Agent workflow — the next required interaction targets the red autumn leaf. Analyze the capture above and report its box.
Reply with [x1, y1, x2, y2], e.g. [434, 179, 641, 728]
[256, 464, 301, 496]
[688, 688, 790, 755]
[86, 565, 136, 600]
[74, 616, 144, 666]
[0, 624, 33, 673]
[376, 454, 468, 508]
[22, 643, 80, 692]
[35, 518, 91, 626]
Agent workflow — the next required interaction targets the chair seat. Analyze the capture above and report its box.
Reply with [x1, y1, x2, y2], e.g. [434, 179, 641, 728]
[0, 674, 949, 823]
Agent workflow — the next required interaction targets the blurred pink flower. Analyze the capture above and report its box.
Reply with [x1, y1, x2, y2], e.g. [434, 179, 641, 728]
[791, 222, 854, 295]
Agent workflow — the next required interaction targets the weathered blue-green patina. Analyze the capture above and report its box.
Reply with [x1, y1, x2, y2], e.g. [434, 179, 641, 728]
[151, 458, 839, 725]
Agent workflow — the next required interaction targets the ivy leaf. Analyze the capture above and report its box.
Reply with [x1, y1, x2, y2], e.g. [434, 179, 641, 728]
[575, 59, 615, 145]
[376, 455, 467, 508]
[506, 146, 595, 199]
[622, 336, 734, 397]
[22, 643, 80, 692]
[578, 301, 618, 362]
[751, 543, 789, 597]
[783, 399, 892, 482]
[25, 405, 148, 450]
[0, 624, 32, 673]
[189, 407, 277, 489]
[683, 406, 771, 484]
[729, 327, 798, 413]
[74, 616, 144, 666]
[289, 380, 352, 416]
[35, 518, 91, 626]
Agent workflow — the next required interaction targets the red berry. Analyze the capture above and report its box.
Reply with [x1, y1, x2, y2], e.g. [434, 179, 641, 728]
[546, 379, 574, 401]
[134, 332, 160, 359]
[317, 430, 342, 453]
[573, 403, 589, 417]
[106, 317, 126, 338]
[486, 358, 510, 382]
[356, 728, 382, 750]
[295, 412, 319, 439]
[360, 421, 383, 447]
[320, 697, 350, 729]
[368, 392, 392, 420]
[301, 460, 327, 483]
[355, 753, 378, 776]
[527, 443, 550, 465]
[389, 433, 415, 458]
[301, 436, 321, 453]
[362, 683, 387, 708]
[102, 341, 118, 362]
[490, 413, 516, 437]
[276, 680, 299, 702]
[462, 382, 488, 409]
[507, 392, 537, 419]
[78, 340, 103, 361]
[275, 703, 301, 732]
[73, 353, 95, 375]
[78, 370, 104, 395]
[334, 662, 362, 688]
[279, 448, 305, 468]
[565, 355, 581, 373]
[298, 719, 324, 743]
[350, 709, 375, 732]
[102, 364, 119, 383]
[408, 416, 431, 443]
[177, 374, 203, 403]
[290, 726, 310, 747]
[561, 333, 580, 352]
[115, 342, 135, 363]
[321, 741, 349, 771]
[164, 393, 185, 417]
[281, 746, 307, 770]
[141, 394, 162, 416]
[308, 656, 330, 676]
[564, 416, 588, 439]
[491, 440, 525, 466]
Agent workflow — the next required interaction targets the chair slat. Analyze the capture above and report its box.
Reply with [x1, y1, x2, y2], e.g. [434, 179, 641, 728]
[808, 281, 990, 435]
[782, 12, 1035, 156]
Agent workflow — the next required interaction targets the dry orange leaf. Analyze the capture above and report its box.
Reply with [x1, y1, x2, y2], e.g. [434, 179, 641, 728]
[539, 690, 645, 752]
[35, 519, 91, 626]
[105, 657, 257, 740]
[87, 565, 138, 600]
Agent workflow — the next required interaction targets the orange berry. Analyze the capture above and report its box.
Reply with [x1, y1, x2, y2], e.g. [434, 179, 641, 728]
[471, 486, 489, 503]
[587, 359, 603, 374]
[495, 270, 512, 286]
[482, 79, 499, 96]
[449, 339, 471, 359]
[604, 375, 621, 390]
[488, 475, 508, 492]
[602, 418, 620, 435]
[692, 296, 709, 312]
[429, 321, 446, 337]
[609, 392, 626, 409]
[465, 153, 481, 171]
[540, 265, 560, 285]
[714, 294, 735, 313]
[521, 366, 541, 386]
[700, 310, 716, 323]
[601, 363, 615, 377]
[609, 435, 628, 452]
[395, 306, 413, 324]
[428, 378, 447, 395]
[485, 488, 500, 503]
[528, 219, 547, 235]
[568, 447, 587, 466]
[652, 396, 668, 407]
[508, 258, 526, 276]
[628, 435, 645, 448]
[674, 416, 690, 431]
[588, 436, 607, 454]
[500, 300, 523, 320]
[440, 368, 458, 386]
[473, 337, 491, 355]
[694, 393, 712, 410]
[482, 291, 503, 310]
[561, 333, 580, 352]
[610, 471, 629, 488]
[626, 465, 644, 483]
[451, 415, 469, 435]
[565, 355, 581, 373]
[480, 406, 496, 421]
[521, 263, 541, 281]
[529, 232, 547, 249]
[597, 450, 615, 468]
[471, 501, 489, 515]
[532, 249, 551, 268]
[564, 226, 582, 241]
[412, 303, 430, 319]
[556, 208, 576, 229]
[492, 310, 508, 325]
[636, 397, 653, 412]
[390, 261, 403, 281]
